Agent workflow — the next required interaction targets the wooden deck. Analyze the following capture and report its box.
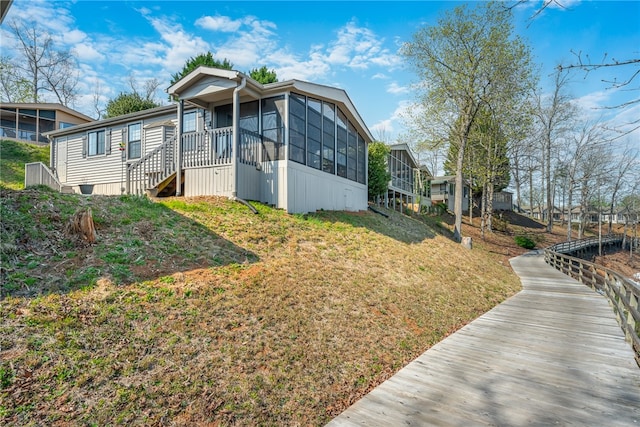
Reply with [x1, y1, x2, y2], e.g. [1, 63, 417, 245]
[327, 251, 640, 426]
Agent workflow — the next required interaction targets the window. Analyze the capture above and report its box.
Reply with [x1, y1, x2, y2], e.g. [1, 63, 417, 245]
[347, 122, 357, 181]
[262, 96, 285, 161]
[357, 133, 366, 184]
[183, 111, 196, 132]
[240, 101, 259, 133]
[215, 104, 232, 128]
[289, 93, 306, 164]
[322, 103, 335, 174]
[306, 98, 322, 170]
[88, 130, 105, 156]
[128, 123, 141, 159]
[336, 109, 348, 178]
[59, 122, 75, 129]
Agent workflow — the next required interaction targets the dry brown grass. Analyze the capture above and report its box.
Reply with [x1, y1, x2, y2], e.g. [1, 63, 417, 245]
[2, 193, 525, 426]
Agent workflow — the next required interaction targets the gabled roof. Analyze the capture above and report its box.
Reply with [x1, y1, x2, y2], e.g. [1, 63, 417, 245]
[428, 175, 471, 186]
[167, 66, 374, 142]
[389, 143, 420, 168]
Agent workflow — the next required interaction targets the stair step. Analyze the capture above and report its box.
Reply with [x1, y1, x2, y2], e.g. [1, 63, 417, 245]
[61, 186, 75, 194]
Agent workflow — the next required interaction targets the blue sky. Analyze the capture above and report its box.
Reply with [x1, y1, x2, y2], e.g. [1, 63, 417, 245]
[2, 0, 639, 144]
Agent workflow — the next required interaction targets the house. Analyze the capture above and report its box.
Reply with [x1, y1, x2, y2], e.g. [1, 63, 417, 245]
[530, 205, 562, 222]
[428, 175, 470, 212]
[0, 102, 94, 144]
[31, 67, 372, 214]
[569, 206, 599, 224]
[384, 143, 431, 213]
[492, 191, 513, 211]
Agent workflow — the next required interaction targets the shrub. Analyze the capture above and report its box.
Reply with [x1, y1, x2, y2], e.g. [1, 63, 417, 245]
[514, 235, 536, 249]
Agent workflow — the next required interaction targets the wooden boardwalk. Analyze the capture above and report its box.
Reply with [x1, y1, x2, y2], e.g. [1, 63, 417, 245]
[327, 251, 640, 426]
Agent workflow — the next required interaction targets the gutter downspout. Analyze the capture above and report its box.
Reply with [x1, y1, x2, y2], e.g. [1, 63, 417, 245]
[231, 76, 246, 198]
[176, 99, 183, 196]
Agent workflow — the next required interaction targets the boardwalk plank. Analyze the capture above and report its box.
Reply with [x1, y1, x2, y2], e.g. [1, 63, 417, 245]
[327, 252, 640, 427]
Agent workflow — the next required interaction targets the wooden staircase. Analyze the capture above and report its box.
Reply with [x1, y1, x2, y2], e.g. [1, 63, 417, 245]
[145, 171, 184, 197]
[127, 135, 177, 196]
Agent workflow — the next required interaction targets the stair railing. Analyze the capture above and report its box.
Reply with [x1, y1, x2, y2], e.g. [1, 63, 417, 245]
[126, 135, 177, 195]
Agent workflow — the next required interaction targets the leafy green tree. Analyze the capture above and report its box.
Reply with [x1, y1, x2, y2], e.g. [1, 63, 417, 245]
[249, 66, 278, 84]
[401, 1, 535, 242]
[170, 52, 233, 87]
[104, 92, 159, 119]
[368, 141, 391, 203]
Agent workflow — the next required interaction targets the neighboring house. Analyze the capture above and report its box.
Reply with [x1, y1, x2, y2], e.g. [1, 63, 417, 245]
[384, 143, 431, 212]
[0, 103, 94, 144]
[531, 205, 563, 222]
[472, 190, 514, 212]
[492, 191, 513, 211]
[428, 175, 470, 212]
[604, 206, 639, 225]
[32, 67, 372, 214]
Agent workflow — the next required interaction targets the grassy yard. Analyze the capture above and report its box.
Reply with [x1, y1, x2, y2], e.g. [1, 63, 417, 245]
[0, 188, 525, 426]
[0, 140, 50, 190]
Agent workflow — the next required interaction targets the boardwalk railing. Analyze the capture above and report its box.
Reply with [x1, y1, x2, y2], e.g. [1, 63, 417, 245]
[549, 234, 623, 254]
[24, 162, 62, 192]
[544, 237, 640, 366]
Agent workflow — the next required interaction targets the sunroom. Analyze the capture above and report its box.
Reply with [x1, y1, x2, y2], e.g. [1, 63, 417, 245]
[160, 66, 372, 213]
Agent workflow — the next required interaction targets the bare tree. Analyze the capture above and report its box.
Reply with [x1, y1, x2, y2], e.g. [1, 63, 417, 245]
[127, 74, 161, 103]
[532, 70, 576, 232]
[7, 20, 78, 105]
[604, 141, 639, 233]
[559, 119, 607, 240]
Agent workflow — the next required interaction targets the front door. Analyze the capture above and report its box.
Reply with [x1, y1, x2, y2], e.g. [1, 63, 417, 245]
[57, 137, 67, 182]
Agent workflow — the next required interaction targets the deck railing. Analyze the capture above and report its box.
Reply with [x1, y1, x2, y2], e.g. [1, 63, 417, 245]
[544, 237, 640, 365]
[182, 128, 233, 168]
[126, 128, 285, 195]
[24, 162, 62, 192]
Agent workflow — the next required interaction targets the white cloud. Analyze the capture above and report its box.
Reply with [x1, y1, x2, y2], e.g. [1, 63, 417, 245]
[141, 15, 211, 73]
[387, 82, 409, 95]
[195, 15, 243, 32]
[73, 43, 105, 62]
[545, 0, 582, 10]
[326, 20, 400, 70]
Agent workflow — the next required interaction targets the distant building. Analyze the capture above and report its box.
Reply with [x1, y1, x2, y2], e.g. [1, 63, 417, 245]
[384, 143, 431, 213]
[0, 103, 94, 144]
[428, 176, 470, 212]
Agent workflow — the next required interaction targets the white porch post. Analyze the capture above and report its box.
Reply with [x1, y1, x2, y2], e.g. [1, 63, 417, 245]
[232, 77, 246, 198]
[176, 100, 183, 196]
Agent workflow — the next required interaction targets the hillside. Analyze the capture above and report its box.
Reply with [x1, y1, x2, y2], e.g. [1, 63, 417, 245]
[0, 140, 50, 190]
[0, 187, 525, 426]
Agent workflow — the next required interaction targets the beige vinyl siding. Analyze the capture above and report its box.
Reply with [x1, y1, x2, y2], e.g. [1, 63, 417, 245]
[286, 160, 366, 213]
[184, 166, 233, 197]
[54, 110, 178, 194]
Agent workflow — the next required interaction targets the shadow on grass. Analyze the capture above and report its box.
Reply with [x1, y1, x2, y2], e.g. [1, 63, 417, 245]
[0, 188, 257, 299]
[309, 205, 445, 244]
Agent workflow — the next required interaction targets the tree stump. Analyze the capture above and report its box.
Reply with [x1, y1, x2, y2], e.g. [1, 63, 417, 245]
[461, 236, 472, 250]
[67, 207, 97, 244]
